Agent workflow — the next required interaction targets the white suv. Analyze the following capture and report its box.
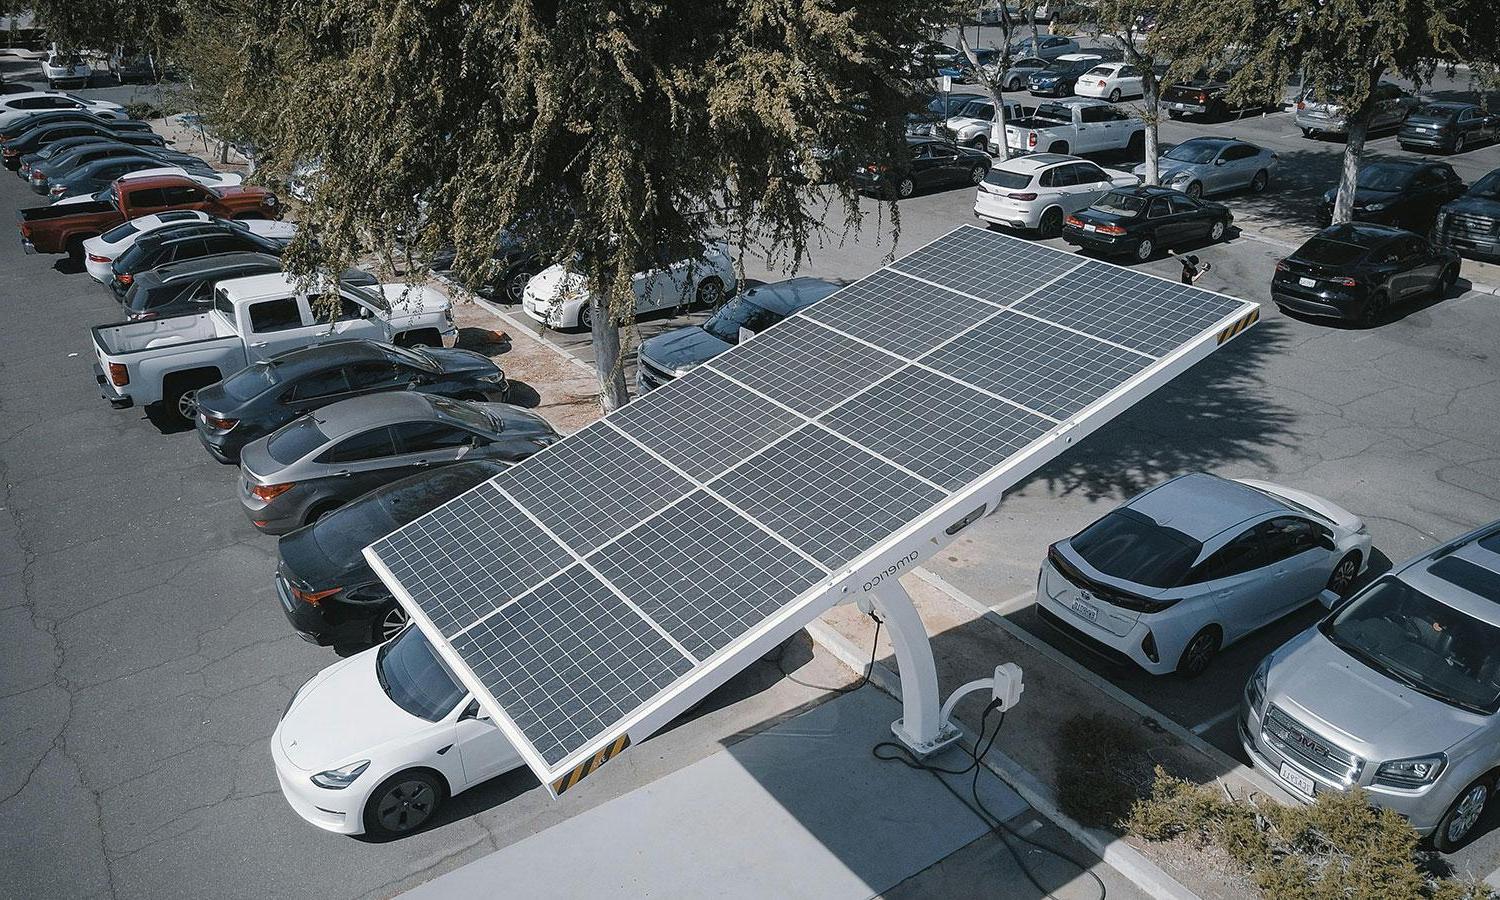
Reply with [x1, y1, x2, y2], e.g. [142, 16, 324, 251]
[973, 153, 1138, 236]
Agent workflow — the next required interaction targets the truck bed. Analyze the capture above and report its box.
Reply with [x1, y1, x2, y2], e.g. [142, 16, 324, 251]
[17, 199, 113, 223]
[92, 312, 235, 356]
[1005, 116, 1070, 131]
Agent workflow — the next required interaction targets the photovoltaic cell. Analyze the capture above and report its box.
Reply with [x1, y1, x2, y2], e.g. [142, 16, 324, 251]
[1012, 261, 1245, 356]
[452, 565, 694, 766]
[922, 311, 1152, 419]
[708, 316, 905, 417]
[496, 421, 694, 555]
[821, 367, 1054, 490]
[710, 425, 947, 567]
[588, 492, 827, 660]
[607, 369, 804, 481]
[801, 268, 999, 358]
[890, 226, 1083, 306]
[369, 482, 574, 638]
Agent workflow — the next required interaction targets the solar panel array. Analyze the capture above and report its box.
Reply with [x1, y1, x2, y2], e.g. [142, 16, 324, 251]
[368, 224, 1257, 788]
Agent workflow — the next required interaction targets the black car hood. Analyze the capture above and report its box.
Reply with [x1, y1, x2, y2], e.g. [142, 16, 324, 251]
[1322, 185, 1401, 206]
[420, 346, 497, 376]
[1444, 194, 1500, 217]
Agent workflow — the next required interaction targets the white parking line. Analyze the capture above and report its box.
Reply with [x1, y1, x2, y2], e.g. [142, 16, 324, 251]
[993, 589, 1037, 614]
[1189, 707, 1240, 735]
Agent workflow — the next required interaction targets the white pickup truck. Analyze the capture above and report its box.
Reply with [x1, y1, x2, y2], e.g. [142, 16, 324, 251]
[999, 97, 1145, 157]
[93, 272, 457, 423]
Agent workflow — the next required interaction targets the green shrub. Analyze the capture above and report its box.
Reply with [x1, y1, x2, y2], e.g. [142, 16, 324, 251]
[125, 102, 166, 121]
[1127, 767, 1495, 900]
[1055, 713, 1150, 828]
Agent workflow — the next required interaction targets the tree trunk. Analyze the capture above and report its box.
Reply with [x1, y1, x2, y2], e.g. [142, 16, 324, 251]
[1141, 74, 1159, 185]
[1332, 113, 1369, 225]
[959, 30, 1009, 157]
[590, 295, 629, 410]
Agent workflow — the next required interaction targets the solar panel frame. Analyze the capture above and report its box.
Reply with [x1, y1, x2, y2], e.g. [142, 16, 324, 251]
[366, 224, 1262, 794]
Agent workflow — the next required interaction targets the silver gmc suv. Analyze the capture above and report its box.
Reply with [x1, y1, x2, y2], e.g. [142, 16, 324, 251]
[1241, 519, 1500, 850]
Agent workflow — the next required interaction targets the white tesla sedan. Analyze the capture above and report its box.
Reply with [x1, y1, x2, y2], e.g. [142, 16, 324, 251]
[82, 211, 297, 283]
[272, 625, 524, 838]
[522, 243, 736, 331]
[1035, 473, 1371, 677]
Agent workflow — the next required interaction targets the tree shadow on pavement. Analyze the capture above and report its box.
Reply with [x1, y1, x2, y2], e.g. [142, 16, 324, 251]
[1024, 316, 1295, 501]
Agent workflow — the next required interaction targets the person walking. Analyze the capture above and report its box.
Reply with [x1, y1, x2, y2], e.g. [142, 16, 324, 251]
[1168, 249, 1210, 285]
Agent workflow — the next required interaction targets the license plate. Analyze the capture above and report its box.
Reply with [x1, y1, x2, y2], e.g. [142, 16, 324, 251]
[1279, 762, 1316, 797]
[1068, 598, 1100, 622]
[1298, 277, 1315, 287]
[1083, 223, 1097, 232]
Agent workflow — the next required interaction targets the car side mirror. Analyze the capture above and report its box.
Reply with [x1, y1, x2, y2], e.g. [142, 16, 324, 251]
[1214, 158, 1227, 166]
[738, 326, 756, 344]
[458, 698, 487, 721]
[1317, 531, 1338, 552]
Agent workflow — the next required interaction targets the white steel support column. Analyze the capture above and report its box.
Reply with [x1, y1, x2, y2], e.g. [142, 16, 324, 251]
[871, 582, 962, 756]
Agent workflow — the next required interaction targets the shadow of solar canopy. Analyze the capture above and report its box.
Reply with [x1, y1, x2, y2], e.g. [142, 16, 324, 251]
[365, 225, 1260, 796]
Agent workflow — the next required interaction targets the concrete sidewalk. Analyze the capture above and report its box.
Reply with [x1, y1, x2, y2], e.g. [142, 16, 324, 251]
[404, 688, 1144, 900]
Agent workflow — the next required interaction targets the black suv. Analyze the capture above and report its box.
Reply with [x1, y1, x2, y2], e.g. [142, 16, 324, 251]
[109, 223, 290, 298]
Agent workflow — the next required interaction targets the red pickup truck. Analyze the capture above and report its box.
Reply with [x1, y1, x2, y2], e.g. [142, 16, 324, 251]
[18, 174, 280, 259]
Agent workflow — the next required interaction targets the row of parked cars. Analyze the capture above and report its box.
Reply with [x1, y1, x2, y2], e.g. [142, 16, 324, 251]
[1038, 473, 1500, 850]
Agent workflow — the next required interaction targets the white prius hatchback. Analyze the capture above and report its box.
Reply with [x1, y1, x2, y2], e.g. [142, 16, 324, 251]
[272, 625, 524, 838]
[1035, 473, 1371, 677]
[522, 243, 736, 331]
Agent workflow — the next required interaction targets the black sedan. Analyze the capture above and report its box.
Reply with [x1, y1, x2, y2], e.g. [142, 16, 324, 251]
[853, 136, 990, 199]
[1398, 102, 1500, 155]
[1271, 223, 1459, 323]
[1319, 160, 1466, 232]
[109, 223, 290, 298]
[1436, 168, 1500, 263]
[30, 141, 211, 194]
[1, 119, 162, 168]
[44, 154, 211, 200]
[276, 460, 510, 652]
[194, 339, 510, 462]
[1062, 186, 1232, 262]
[19, 134, 165, 179]
[1027, 57, 1100, 97]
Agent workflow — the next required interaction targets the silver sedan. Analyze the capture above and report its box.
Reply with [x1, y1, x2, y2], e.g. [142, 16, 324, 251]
[1132, 137, 1278, 199]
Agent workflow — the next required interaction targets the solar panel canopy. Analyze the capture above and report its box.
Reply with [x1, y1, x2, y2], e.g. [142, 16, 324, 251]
[366, 224, 1260, 795]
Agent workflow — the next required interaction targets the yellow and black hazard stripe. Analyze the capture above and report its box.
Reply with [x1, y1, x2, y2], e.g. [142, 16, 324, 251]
[552, 733, 631, 795]
[1217, 307, 1260, 345]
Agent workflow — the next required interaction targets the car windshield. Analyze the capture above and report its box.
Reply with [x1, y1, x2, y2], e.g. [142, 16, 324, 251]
[1092, 192, 1147, 216]
[1320, 577, 1500, 714]
[430, 396, 493, 432]
[376, 627, 466, 722]
[1295, 237, 1369, 265]
[265, 417, 327, 465]
[1163, 141, 1220, 164]
[704, 295, 781, 343]
[1356, 165, 1413, 192]
[344, 282, 390, 312]
[957, 99, 993, 119]
[101, 220, 138, 242]
[1466, 171, 1500, 200]
[384, 343, 438, 371]
[221, 362, 280, 401]
[983, 168, 1032, 189]
[1070, 509, 1202, 588]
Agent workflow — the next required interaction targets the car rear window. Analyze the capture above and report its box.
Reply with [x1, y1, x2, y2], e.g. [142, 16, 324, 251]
[1296, 238, 1367, 265]
[266, 417, 327, 465]
[983, 169, 1032, 190]
[221, 362, 280, 401]
[1092, 192, 1147, 216]
[1413, 104, 1460, 120]
[1070, 509, 1202, 588]
[101, 221, 138, 242]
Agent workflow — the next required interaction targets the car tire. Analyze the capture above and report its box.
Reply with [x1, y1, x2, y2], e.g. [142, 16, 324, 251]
[372, 603, 410, 645]
[1433, 777, 1492, 852]
[969, 136, 988, 152]
[362, 769, 446, 840]
[1362, 289, 1390, 324]
[503, 267, 535, 304]
[162, 374, 218, 425]
[1176, 627, 1221, 678]
[1452, 134, 1466, 154]
[1006, 77, 1022, 91]
[1441, 261, 1460, 292]
[1133, 236, 1155, 262]
[1167, 109, 1183, 120]
[1250, 169, 1269, 193]
[1209, 218, 1227, 242]
[1327, 550, 1361, 599]
[1185, 181, 1203, 200]
[694, 275, 725, 308]
[1037, 207, 1064, 239]
[895, 176, 916, 199]
[1301, 127, 1315, 138]
[1108, 88, 1121, 103]
[578, 303, 592, 332]
[968, 164, 987, 185]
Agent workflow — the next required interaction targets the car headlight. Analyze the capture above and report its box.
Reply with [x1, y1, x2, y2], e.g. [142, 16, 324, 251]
[478, 371, 506, 384]
[310, 760, 370, 790]
[1373, 754, 1446, 789]
[1167, 171, 1192, 184]
[263, 194, 279, 207]
[1246, 655, 1270, 714]
[1364, 201, 1388, 211]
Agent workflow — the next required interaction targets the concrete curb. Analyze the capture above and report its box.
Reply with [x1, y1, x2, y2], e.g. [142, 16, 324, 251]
[805, 619, 1202, 900]
[911, 567, 1294, 804]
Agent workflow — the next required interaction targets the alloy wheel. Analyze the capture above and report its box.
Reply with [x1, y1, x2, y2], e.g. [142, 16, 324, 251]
[1210, 219, 1226, 241]
[1448, 783, 1488, 844]
[695, 277, 724, 307]
[177, 389, 199, 421]
[1180, 630, 1219, 676]
[1453, 135, 1466, 154]
[1135, 238, 1154, 262]
[1186, 181, 1202, 200]
[376, 780, 437, 833]
[1251, 170, 1268, 193]
[897, 177, 915, 198]
[379, 606, 409, 642]
[1328, 553, 1359, 597]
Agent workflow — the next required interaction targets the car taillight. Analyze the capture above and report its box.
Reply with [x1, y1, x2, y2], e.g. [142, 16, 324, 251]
[107, 362, 128, 386]
[2, 147, 17, 157]
[203, 415, 238, 430]
[1296, 101, 1306, 110]
[87, 253, 110, 263]
[1197, 92, 1208, 104]
[249, 482, 295, 502]
[116, 273, 133, 285]
[291, 585, 342, 606]
[1065, 215, 1085, 227]
[1028, 132, 1037, 148]
[1335, 276, 1358, 286]
[30, 170, 44, 181]
[1098, 80, 1108, 86]
[1096, 224, 1127, 235]
[49, 185, 65, 196]
[1275, 259, 1288, 272]
[1007, 192, 1038, 201]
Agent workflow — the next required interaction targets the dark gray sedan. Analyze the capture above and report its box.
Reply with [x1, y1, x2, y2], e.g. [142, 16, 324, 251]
[238, 392, 557, 534]
[197, 339, 510, 462]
